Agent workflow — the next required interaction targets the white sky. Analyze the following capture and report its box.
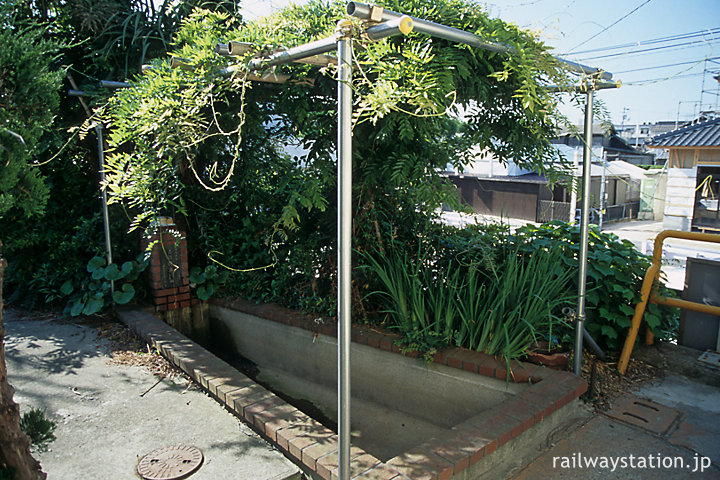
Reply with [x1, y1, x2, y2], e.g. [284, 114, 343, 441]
[238, 0, 720, 126]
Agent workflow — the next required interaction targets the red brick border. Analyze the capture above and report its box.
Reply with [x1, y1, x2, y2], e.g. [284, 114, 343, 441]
[117, 302, 587, 480]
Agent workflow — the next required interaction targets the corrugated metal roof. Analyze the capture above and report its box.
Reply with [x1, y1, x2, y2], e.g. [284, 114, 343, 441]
[648, 118, 720, 148]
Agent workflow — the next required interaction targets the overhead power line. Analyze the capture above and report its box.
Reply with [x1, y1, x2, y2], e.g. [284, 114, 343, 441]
[566, 0, 653, 53]
[576, 38, 720, 62]
[614, 56, 720, 74]
[623, 71, 715, 86]
[567, 28, 720, 56]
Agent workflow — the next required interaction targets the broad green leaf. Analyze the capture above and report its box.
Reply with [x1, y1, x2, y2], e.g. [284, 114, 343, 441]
[196, 284, 215, 300]
[189, 267, 205, 284]
[70, 300, 85, 317]
[91, 267, 107, 280]
[60, 280, 74, 295]
[83, 295, 104, 315]
[104, 264, 122, 281]
[600, 325, 618, 339]
[113, 283, 135, 304]
[87, 256, 106, 272]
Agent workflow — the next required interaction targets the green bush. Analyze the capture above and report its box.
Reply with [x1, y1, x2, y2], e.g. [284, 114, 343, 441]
[362, 220, 678, 360]
[62, 254, 148, 316]
[511, 221, 678, 351]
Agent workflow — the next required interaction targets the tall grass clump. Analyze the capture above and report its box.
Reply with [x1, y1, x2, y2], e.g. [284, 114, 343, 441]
[363, 244, 574, 366]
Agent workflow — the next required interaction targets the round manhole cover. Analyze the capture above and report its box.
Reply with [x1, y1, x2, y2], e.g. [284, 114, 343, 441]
[137, 445, 203, 480]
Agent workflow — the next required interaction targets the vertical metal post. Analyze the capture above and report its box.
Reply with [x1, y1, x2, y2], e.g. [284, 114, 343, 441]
[95, 124, 114, 294]
[336, 20, 353, 480]
[574, 86, 593, 376]
[599, 149, 606, 231]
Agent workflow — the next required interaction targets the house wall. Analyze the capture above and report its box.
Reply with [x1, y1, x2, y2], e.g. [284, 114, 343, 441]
[664, 167, 697, 231]
[662, 147, 720, 230]
[639, 170, 667, 221]
[450, 177, 541, 221]
[669, 148, 720, 168]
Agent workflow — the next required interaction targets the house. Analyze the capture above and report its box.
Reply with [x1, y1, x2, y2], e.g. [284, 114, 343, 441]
[614, 121, 679, 155]
[552, 124, 656, 165]
[444, 144, 643, 225]
[647, 118, 720, 232]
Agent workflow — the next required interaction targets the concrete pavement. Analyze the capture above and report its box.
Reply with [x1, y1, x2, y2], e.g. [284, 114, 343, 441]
[3, 309, 302, 480]
[512, 342, 720, 480]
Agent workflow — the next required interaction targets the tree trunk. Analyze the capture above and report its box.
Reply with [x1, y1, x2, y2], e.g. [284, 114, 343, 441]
[0, 258, 46, 479]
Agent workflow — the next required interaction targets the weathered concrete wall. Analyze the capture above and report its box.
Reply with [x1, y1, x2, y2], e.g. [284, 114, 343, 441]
[209, 305, 524, 428]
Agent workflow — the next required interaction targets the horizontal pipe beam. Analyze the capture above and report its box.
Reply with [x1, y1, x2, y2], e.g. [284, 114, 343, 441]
[220, 17, 414, 77]
[348, 1, 507, 53]
[346, 1, 612, 80]
[545, 81, 621, 93]
[227, 41, 254, 56]
[365, 15, 413, 41]
[99, 80, 130, 89]
[68, 89, 86, 97]
[652, 295, 720, 316]
[222, 42, 338, 66]
[248, 36, 338, 70]
[216, 43, 231, 56]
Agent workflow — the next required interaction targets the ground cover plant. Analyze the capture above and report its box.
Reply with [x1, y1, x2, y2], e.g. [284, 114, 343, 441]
[363, 238, 575, 365]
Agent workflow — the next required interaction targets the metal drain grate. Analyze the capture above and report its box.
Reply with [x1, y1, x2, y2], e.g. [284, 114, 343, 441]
[604, 396, 681, 435]
[137, 445, 203, 480]
[698, 351, 720, 370]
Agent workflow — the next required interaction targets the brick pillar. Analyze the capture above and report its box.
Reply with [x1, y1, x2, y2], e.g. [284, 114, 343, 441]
[142, 218, 193, 312]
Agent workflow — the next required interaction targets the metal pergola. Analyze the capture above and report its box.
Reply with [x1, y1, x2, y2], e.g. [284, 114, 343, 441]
[73, 4, 618, 478]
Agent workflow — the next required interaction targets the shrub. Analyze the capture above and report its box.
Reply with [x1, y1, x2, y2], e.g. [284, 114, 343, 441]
[512, 221, 678, 351]
[61, 255, 148, 316]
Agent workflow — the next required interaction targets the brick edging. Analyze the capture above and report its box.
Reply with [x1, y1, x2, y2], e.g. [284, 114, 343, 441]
[118, 303, 587, 480]
[116, 307, 413, 480]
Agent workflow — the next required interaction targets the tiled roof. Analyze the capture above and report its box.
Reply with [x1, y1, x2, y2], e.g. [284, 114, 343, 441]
[648, 118, 720, 148]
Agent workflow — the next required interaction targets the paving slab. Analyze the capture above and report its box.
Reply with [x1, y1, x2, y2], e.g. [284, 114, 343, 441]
[513, 415, 720, 480]
[512, 372, 720, 480]
[634, 374, 720, 467]
[3, 309, 301, 480]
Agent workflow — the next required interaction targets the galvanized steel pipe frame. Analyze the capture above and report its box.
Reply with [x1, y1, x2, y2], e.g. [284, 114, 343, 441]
[218, 17, 415, 480]
[67, 82, 115, 294]
[618, 230, 720, 375]
[574, 87, 593, 376]
[336, 21, 353, 480]
[346, 1, 613, 80]
[95, 124, 114, 288]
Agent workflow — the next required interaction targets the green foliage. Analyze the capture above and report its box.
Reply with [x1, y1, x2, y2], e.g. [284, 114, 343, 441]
[20, 407, 56, 452]
[0, 4, 62, 221]
[362, 219, 678, 361]
[189, 264, 228, 300]
[2, 0, 239, 306]
[62, 254, 148, 316]
[98, 0, 575, 316]
[511, 221, 679, 351]
[364, 240, 573, 365]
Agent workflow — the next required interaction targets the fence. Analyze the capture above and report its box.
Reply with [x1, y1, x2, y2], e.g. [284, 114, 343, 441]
[536, 200, 571, 223]
[604, 201, 640, 222]
[537, 200, 640, 224]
